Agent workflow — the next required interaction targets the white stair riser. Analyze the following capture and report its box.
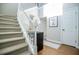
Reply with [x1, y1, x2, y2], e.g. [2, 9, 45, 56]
[0, 21, 18, 25]
[0, 19, 17, 23]
[0, 29, 21, 32]
[0, 33, 23, 39]
[0, 23, 19, 26]
[0, 25, 19, 27]
[0, 16, 16, 20]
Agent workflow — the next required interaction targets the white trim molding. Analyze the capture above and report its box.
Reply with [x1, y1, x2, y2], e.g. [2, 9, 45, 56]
[44, 40, 61, 49]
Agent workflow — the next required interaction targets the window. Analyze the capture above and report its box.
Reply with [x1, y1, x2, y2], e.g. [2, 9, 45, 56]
[43, 3, 63, 17]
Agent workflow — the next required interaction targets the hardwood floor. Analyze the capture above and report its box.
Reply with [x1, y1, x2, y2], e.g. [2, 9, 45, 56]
[38, 45, 79, 55]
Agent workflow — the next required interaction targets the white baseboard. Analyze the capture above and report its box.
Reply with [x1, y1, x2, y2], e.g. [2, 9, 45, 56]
[46, 37, 61, 44]
[44, 40, 61, 49]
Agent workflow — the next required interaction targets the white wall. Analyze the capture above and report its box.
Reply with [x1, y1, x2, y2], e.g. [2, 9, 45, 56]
[46, 16, 61, 42]
[20, 3, 36, 11]
[37, 17, 47, 39]
[0, 3, 18, 16]
[38, 7, 43, 18]
[46, 3, 79, 43]
[0, 4, 2, 14]
[24, 7, 38, 17]
[0, 3, 37, 16]
[38, 4, 61, 42]
[40, 3, 79, 44]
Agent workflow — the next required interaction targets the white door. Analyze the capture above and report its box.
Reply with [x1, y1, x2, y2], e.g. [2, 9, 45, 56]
[61, 9, 77, 47]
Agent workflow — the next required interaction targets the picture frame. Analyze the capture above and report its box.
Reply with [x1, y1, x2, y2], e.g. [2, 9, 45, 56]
[49, 16, 58, 27]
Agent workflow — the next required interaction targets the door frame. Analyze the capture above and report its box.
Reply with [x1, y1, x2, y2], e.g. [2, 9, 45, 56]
[60, 7, 78, 48]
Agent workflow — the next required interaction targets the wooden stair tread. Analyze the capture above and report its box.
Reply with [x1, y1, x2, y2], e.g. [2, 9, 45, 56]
[0, 43, 27, 54]
[0, 37, 25, 43]
[0, 21, 18, 25]
[0, 32, 22, 35]
[0, 27, 20, 29]
[0, 17, 17, 22]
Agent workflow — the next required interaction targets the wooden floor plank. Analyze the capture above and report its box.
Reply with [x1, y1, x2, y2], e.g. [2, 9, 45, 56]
[38, 44, 79, 55]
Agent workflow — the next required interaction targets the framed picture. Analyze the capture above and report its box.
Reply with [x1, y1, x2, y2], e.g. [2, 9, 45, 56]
[49, 16, 58, 27]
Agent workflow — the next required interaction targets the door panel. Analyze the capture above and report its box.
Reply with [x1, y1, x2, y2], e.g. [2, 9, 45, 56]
[61, 9, 77, 46]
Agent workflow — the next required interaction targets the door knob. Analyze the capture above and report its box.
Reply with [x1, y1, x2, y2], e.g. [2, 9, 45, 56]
[62, 29, 65, 31]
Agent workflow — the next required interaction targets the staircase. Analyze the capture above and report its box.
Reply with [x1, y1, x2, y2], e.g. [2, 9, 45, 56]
[0, 15, 30, 55]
